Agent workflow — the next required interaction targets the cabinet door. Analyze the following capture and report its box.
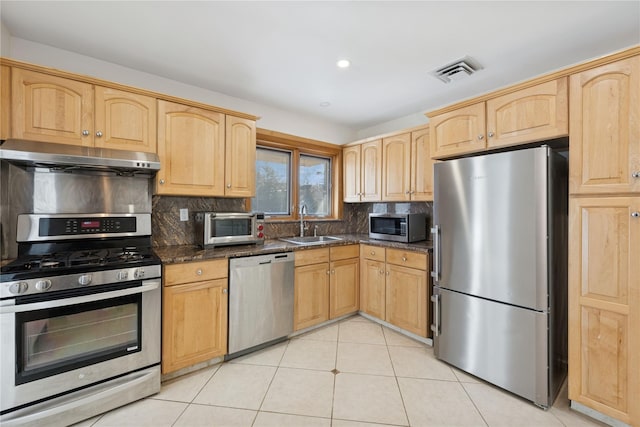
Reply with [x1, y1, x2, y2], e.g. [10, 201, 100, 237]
[11, 68, 93, 146]
[162, 278, 228, 374]
[156, 100, 225, 196]
[568, 197, 640, 425]
[410, 127, 433, 201]
[1, 66, 9, 140]
[330, 257, 359, 319]
[382, 133, 411, 201]
[386, 264, 428, 337]
[360, 139, 382, 202]
[343, 145, 361, 202]
[569, 56, 640, 195]
[430, 102, 486, 159]
[225, 115, 256, 197]
[294, 263, 329, 330]
[486, 78, 568, 149]
[360, 258, 386, 319]
[94, 86, 157, 153]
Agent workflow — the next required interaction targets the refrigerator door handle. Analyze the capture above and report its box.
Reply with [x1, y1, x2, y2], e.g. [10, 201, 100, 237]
[430, 225, 440, 282]
[430, 293, 440, 336]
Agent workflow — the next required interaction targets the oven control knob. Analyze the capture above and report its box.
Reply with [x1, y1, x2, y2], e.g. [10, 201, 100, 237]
[133, 268, 145, 279]
[35, 280, 52, 292]
[258, 232, 264, 238]
[9, 282, 28, 295]
[117, 271, 129, 281]
[78, 274, 92, 286]
[257, 224, 264, 231]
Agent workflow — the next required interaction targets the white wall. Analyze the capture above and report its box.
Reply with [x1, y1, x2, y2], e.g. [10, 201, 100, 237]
[0, 19, 10, 57]
[356, 112, 430, 140]
[5, 36, 357, 144]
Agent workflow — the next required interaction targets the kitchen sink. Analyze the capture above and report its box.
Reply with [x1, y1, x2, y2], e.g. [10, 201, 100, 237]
[279, 236, 343, 245]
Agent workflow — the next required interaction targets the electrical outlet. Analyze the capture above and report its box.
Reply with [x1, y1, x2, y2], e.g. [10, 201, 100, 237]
[179, 208, 189, 221]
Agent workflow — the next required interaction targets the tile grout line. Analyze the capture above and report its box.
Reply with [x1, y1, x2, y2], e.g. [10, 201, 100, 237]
[383, 327, 412, 427]
[458, 380, 490, 427]
[330, 322, 341, 426]
[250, 338, 291, 426]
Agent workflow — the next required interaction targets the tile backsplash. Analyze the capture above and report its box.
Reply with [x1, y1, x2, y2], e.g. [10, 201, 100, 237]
[152, 196, 432, 247]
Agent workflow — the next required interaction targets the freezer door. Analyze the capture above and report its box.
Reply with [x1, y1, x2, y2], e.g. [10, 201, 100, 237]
[433, 147, 549, 310]
[432, 287, 550, 407]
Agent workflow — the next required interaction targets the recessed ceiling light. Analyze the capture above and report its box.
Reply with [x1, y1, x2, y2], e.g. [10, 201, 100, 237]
[336, 59, 351, 68]
[319, 101, 331, 107]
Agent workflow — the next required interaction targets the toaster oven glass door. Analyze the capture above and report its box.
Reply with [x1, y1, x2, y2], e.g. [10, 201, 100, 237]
[212, 218, 253, 237]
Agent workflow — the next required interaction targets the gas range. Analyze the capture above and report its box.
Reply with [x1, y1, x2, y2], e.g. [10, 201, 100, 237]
[0, 214, 161, 299]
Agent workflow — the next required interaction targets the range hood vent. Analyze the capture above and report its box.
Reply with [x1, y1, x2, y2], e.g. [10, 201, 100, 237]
[431, 56, 483, 83]
[0, 139, 161, 176]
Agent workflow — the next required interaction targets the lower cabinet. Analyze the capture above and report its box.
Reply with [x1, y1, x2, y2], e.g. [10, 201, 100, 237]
[162, 259, 228, 374]
[360, 244, 429, 337]
[294, 245, 359, 331]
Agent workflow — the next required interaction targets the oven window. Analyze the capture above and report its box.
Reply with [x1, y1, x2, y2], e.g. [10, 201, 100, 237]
[16, 293, 142, 385]
[212, 219, 251, 237]
[371, 217, 405, 235]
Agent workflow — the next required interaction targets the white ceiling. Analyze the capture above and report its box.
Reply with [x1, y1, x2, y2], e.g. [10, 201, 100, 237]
[1, 1, 639, 132]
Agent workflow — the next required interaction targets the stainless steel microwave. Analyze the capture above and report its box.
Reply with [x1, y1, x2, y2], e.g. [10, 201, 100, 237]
[195, 212, 265, 248]
[368, 212, 427, 243]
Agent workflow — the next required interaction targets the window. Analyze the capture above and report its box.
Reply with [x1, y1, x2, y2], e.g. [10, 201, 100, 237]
[250, 130, 341, 220]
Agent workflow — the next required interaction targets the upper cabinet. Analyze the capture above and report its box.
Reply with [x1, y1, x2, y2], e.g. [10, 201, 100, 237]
[156, 100, 256, 197]
[1, 65, 10, 140]
[429, 78, 569, 159]
[156, 100, 226, 196]
[569, 56, 640, 195]
[225, 116, 256, 198]
[343, 139, 382, 202]
[11, 68, 157, 152]
[344, 126, 433, 202]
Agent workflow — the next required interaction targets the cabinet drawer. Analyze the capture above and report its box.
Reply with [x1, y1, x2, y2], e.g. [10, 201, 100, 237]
[386, 249, 427, 270]
[164, 258, 228, 286]
[295, 248, 330, 266]
[330, 244, 359, 261]
[360, 244, 385, 261]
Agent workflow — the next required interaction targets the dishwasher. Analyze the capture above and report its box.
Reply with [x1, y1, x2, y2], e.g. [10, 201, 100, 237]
[227, 252, 295, 358]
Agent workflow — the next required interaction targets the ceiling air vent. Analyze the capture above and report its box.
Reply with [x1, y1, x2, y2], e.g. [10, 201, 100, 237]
[431, 56, 483, 83]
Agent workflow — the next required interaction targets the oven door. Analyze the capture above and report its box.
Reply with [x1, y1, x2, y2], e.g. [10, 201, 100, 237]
[0, 279, 161, 413]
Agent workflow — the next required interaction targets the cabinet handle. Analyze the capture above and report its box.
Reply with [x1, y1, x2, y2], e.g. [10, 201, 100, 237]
[226, 184, 231, 189]
[379, 269, 384, 275]
[82, 130, 90, 136]
[632, 171, 640, 178]
[632, 212, 640, 218]
[370, 251, 375, 256]
[96, 131, 103, 137]
[196, 269, 203, 275]
[478, 134, 484, 140]
[405, 191, 410, 194]
[331, 270, 335, 274]
[386, 271, 390, 276]
[488, 131, 495, 137]
[159, 179, 165, 185]
[326, 270, 331, 275]
[402, 256, 407, 262]
[222, 288, 228, 294]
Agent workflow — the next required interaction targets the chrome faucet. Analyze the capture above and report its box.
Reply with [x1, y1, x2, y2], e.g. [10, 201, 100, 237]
[299, 204, 307, 237]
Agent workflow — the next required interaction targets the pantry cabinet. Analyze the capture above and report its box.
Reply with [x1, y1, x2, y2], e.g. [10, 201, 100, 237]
[569, 56, 640, 195]
[162, 259, 228, 374]
[429, 78, 568, 159]
[360, 244, 429, 337]
[294, 245, 360, 331]
[343, 140, 382, 202]
[11, 68, 157, 152]
[567, 54, 640, 426]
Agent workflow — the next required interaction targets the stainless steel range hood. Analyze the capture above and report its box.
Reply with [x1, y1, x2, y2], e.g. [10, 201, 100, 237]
[0, 139, 160, 176]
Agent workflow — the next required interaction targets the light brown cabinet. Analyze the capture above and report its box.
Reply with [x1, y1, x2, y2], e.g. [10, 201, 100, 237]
[430, 78, 568, 159]
[11, 68, 157, 152]
[360, 244, 429, 337]
[156, 101, 255, 197]
[294, 245, 359, 331]
[162, 259, 228, 374]
[342, 140, 382, 202]
[569, 56, 640, 195]
[1, 65, 10, 140]
[346, 126, 433, 202]
[567, 55, 640, 426]
[568, 197, 640, 425]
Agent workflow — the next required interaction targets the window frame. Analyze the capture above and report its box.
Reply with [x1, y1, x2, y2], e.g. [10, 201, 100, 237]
[249, 129, 342, 221]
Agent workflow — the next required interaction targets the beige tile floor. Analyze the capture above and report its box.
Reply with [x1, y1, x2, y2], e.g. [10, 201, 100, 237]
[74, 315, 607, 427]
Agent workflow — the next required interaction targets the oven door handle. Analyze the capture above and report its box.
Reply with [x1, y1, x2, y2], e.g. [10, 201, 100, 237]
[0, 281, 160, 313]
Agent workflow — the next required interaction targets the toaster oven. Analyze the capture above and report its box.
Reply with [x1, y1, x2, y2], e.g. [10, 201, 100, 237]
[195, 212, 265, 248]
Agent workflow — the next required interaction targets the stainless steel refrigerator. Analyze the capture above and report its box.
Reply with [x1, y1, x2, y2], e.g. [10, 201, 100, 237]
[431, 146, 568, 408]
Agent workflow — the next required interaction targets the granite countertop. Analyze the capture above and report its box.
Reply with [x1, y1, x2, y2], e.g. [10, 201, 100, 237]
[153, 233, 433, 264]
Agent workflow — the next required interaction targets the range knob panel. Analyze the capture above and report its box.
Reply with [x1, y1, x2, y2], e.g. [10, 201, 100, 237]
[9, 282, 28, 295]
